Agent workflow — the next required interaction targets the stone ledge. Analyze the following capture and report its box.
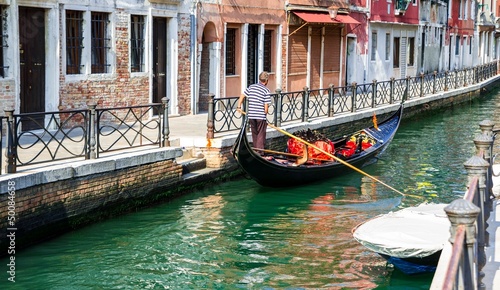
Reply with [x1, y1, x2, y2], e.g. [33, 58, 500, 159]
[0, 147, 183, 194]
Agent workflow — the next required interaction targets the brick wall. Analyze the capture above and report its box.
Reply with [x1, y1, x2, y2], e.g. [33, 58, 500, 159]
[0, 80, 15, 135]
[59, 9, 150, 111]
[0, 158, 183, 252]
[177, 14, 193, 114]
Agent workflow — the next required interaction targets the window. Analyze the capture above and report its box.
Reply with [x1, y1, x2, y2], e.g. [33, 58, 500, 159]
[408, 37, 415, 66]
[91, 12, 110, 74]
[66, 10, 84, 74]
[130, 15, 145, 72]
[385, 33, 390, 61]
[455, 36, 460, 55]
[225, 28, 236, 75]
[469, 37, 473, 54]
[263, 30, 272, 72]
[371, 32, 377, 61]
[393, 37, 400, 68]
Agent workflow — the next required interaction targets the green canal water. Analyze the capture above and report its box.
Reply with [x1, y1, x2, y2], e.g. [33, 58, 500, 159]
[3, 89, 500, 289]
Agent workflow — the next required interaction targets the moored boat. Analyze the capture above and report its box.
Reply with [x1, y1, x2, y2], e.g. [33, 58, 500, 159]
[231, 104, 404, 187]
[352, 203, 450, 275]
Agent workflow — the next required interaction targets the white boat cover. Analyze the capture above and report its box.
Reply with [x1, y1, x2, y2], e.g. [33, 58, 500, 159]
[352, 203, 451, 259]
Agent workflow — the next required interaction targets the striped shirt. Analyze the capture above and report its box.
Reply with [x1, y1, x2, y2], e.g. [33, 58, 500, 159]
[243, 83, 271, 120]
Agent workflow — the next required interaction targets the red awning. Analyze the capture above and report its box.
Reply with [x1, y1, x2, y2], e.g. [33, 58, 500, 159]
[292, 11, 361, 25]
[335, 14, 361, 25]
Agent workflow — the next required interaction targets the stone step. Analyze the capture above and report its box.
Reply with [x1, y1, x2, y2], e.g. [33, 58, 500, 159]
[178, 158, 207, 175]
[176, 146, 204, 161]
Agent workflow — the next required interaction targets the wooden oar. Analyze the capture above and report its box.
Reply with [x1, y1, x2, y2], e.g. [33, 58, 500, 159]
[239, 110, 419, 199]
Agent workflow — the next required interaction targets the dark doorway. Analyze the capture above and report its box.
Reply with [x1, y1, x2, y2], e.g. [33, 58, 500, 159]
[152, 17, 167, 110]
[19, 7, 45, 130]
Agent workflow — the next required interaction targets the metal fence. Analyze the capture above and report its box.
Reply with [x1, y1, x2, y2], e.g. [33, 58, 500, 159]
[1, 98, 170, 174]
[208, 61, 498, 138]
[430, 120, 496, 289]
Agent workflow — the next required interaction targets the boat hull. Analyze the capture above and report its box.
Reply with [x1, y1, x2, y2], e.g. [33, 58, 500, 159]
[353, 203, 450, 275]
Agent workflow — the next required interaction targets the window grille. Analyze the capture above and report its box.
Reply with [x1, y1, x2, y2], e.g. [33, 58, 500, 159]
[91, 12, 110, 73]
[225, 28, 236, 75]
[66, 10, 83, 74]
[130, 15, 145, 72]
[0, 6, 8, 77]
[263, 30, 272, 72]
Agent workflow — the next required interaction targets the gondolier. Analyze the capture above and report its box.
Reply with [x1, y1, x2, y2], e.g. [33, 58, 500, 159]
[237, 71, 271, 150]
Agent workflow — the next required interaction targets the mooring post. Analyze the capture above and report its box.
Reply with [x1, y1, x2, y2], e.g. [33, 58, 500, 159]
[162, 97, 170, 147]
[275, 88, 282, 127]
[206, 94, 215, 140]
[87, 102, 97, 159]
[5, 108, 16, 173]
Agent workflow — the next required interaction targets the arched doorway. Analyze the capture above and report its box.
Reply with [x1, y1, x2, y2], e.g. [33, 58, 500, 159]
[198, 22, 217, 113]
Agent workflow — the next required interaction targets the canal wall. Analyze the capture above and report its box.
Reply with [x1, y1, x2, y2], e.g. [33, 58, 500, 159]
[0, 147, 239, 254]
[1, 75, 500, 255]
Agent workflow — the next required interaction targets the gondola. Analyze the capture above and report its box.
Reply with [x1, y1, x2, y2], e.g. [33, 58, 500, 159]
[231, 104, 403, 187]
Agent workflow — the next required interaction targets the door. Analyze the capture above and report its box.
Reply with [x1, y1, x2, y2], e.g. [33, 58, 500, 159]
[152, 17, 167, 109]
[19, 7, 45, 130]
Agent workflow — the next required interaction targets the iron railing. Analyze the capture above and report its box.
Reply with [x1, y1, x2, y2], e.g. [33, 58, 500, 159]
[207, 61, 499, 138]
[430, 120, 497, 289]
[1, 61, 498, 174]
[1, 98, 170, 174]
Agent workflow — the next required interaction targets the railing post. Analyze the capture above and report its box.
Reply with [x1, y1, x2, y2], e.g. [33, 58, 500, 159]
[464, 155, 489, 290]
[478, 119, 495, 202]
[444, 199, 481, 290]
[389, 77, 395, 104]
[302, 86, 309, 122]
[5, 108, 16, 173]
[328, 84, 334, 117]
[433, 71, 437, 94]
[473, 129, 495, 211]
[464, 68, 468, 87]
[420, 72, 424, 98]
[275, 88, 282, 127]
[371, 79, 377, 108]
[351, 82, 357, 112]
[405, 76, 411, 100]
[206, 94, 215, 140]
[162, 97, 170, 146]
[445, 71, 449, 91]
[87, 102, 97, 159]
